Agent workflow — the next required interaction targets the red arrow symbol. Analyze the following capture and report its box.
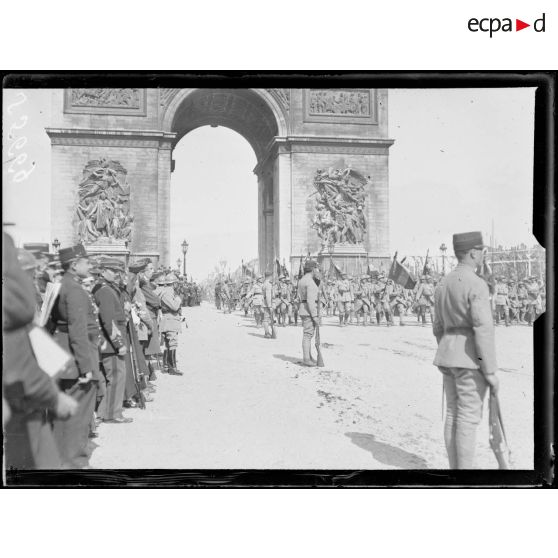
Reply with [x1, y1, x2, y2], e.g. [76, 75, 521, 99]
[516, 19, 530, 31]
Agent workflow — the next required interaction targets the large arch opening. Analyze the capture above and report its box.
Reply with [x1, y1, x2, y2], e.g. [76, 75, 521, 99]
[166, 88, 288, 273]
[169, 126, 258, 281]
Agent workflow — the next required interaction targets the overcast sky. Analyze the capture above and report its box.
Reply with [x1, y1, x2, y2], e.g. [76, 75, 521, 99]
[3, 88, 536, 280]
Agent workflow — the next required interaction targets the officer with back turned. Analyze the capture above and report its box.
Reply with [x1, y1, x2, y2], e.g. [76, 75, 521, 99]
[297, 260, 320, 366]
[433, 231, 499, 469]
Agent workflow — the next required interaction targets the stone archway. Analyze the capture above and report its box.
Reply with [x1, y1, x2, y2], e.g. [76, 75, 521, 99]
[158, 88, 291, 271]
[47, 87, 393, 272]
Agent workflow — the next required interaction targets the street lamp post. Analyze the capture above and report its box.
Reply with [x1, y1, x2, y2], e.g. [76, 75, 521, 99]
[53, 238, 61, 254]
[439, 243, 447, 275]
[181, 239, 189, 277]
[176, 258, 182, 272]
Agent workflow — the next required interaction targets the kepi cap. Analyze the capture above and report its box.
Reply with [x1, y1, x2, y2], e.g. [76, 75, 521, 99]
[59, 244, 88, 265]
[452, 231, 488, 252]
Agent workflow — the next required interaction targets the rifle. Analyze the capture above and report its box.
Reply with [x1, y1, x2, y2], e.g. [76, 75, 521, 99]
[314, 289, 325, 367]
[127, 322, 146, 409]
[488, 391, 511, 469]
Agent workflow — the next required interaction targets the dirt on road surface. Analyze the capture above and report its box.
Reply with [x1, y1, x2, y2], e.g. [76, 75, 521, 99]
[89, 303, 533, 470]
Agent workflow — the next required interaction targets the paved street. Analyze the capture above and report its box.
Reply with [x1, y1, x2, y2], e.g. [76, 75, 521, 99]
[90, 303, 533, 470]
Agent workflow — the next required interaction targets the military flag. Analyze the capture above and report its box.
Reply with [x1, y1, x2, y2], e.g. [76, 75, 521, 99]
[388, 256, 417, 289]
[297, 256, 304, 280]
[328, 258, 344, 280]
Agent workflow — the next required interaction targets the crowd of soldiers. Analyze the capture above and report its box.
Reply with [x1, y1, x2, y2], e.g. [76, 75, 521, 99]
[213, 268, 546, 329]
[3, 233, 190, 470]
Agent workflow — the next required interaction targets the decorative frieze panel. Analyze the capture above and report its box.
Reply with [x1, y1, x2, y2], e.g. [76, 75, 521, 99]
[265, 88, 290, 113]
[64, 88, 147, 116]
[304, 89, 377, 125]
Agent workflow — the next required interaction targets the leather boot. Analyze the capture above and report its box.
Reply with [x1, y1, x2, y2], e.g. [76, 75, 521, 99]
[162, 350, 169, 373]
[168, 349, 184, 376]
[148, 359, 158, 381]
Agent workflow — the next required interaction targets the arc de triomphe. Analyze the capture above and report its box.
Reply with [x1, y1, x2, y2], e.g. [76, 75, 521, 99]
[47, 88, 394, 271]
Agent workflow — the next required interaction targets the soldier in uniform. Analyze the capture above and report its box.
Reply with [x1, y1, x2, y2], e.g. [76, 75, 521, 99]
[352, 276, 365, 326]
[214, 281, 222, 310]
[433, 231, 499, 469]
[138, 259, 163, 377]
[297, 260, 320, 366]
[49, 245, 103, 466]
[516, 280, 528, 323]
[391, 282, 410, 326]
[415, 275, 436, 326]
[336, 273, 353, 327]
[262, 270, 275, 338]
[360, 275, 374, 326]
[289, 277, 301, 325]
[507, 280, 519, 324]
[221, 279, 232, 313]
[276, 275, 292, 327]
[248, 276, 265, 327]
[93, 257, 132, 424]
[493, 276, 510, 326]
[158, 273, 184, 375]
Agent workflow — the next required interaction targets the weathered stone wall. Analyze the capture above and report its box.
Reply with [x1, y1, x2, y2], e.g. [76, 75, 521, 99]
[48, 88, 393, 270]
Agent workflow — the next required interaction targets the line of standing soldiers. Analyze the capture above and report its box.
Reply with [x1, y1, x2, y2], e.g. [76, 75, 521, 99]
[3, 236, 187, 470]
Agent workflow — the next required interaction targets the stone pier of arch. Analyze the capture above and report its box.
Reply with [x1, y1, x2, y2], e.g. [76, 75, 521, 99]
[47, 88, 394, 273]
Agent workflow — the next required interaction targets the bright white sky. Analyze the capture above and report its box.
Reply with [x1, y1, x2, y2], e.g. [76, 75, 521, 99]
[3, 88, 536, 281]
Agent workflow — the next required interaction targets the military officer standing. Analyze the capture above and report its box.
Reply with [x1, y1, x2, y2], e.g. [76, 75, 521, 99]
[297, 260, 320, 366]
[336, 273, 353, 327]
[158, 273, 184, 375]
[93, 257, 132, 424]
[433, 231, 499, 469]
[262, 270, 275, 338]
[493, 276, 510, 326]
[249, 276, 265, 327]
[50, 245, 103, 466]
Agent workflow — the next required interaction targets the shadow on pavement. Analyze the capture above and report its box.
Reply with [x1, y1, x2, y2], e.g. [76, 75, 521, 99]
[247, 332, 269, 339]
[345, 432, 428, 469]
[273, 354, 307, 366]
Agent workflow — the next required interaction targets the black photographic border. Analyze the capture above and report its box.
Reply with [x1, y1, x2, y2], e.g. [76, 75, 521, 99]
[2, 71, 555, 487]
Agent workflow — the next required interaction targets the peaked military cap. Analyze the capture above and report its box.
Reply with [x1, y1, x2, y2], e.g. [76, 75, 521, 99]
[59, 244, 88, 265]
[23, 242, 50, 255]
[129, 258, 151, 274]
[452, 231, 488, 252]
[98, 256, 125, 272]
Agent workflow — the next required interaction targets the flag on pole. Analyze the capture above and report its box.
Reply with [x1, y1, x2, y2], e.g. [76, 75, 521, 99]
[329, 260, 344, 280]
[297, 257, 304, 280]
[388, 258, 417, 289]
[275, 258, 283, 278]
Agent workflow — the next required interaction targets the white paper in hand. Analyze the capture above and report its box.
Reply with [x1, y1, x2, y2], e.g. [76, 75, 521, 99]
[28, 325, 72, 378]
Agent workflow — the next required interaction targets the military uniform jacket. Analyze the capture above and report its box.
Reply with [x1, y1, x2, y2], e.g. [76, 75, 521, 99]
[249, 283, 264, 306]
[51, 272, 101, 378]
[494, 283, 509, 306]
[262, 279, 274, 308]
[297, 273, 319, 319]
[140, 278, 162, 320]
[93, 279, 126, 355]
[337, 279, 353, 302]
[159, 286, 183, 332]
[433, 263, 497, 375]
[416, 282, 435, 305]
